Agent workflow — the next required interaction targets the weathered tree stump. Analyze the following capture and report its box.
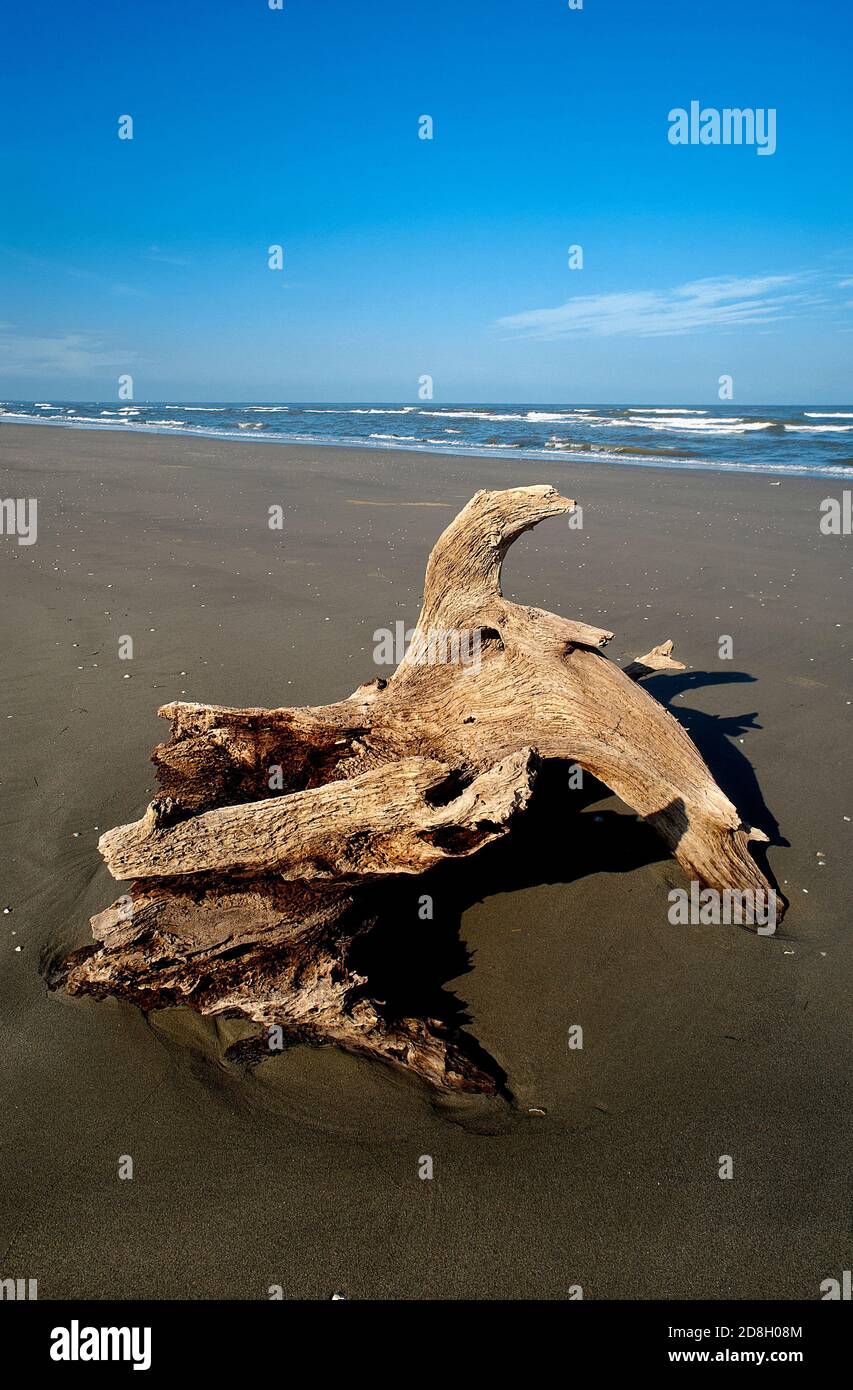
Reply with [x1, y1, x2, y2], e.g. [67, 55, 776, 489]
[50, 486, 778, 1093]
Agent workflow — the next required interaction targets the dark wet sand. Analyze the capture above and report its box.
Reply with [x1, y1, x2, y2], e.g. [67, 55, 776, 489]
[0, 422, 850, 1300]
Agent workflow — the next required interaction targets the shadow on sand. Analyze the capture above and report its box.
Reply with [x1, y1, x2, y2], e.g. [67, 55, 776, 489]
[348, 667, 787, 1093]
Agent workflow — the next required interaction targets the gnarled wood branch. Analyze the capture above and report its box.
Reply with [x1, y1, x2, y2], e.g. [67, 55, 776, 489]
[50, 485, 780, 1094]
[98, 751, 539, 880]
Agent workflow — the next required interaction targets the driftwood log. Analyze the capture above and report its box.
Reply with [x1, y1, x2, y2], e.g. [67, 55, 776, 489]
[50, 486, 777, 1094]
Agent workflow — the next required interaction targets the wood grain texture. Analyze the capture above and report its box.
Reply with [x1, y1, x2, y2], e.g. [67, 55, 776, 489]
[51, 485, 779, 1093]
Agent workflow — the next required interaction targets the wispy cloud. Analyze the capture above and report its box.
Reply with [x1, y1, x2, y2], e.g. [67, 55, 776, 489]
[0, 245, 144, 298]
[497, 274, 815, 340]
[144, 245, 190, 267]
[0, 324, 136, 376]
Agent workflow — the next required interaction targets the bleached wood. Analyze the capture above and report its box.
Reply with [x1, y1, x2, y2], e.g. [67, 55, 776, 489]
[99, 751, 538, 880]
[52, 485, 779, 1094]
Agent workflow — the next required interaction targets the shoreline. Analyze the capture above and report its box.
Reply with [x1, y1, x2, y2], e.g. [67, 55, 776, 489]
[2, 412, 851, 481]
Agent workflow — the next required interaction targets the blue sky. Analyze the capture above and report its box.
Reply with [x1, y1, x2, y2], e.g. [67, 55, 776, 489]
[1, 0, 851, 403]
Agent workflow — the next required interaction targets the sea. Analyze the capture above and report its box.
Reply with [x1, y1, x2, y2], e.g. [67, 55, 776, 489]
[3, 401, 853, 479]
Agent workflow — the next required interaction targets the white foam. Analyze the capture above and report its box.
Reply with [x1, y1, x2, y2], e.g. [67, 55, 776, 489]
[624, 416, 777, 433]
[421, 410, 526, 421]
[305, 407, 417, 415]
[785, 423, 853, 432]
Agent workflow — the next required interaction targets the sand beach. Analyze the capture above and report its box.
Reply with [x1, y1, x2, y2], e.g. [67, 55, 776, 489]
[0, 421, 850, 1299]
